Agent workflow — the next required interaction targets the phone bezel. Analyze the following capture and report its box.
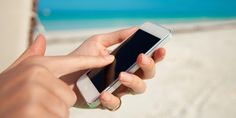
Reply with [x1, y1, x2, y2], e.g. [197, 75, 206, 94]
[76, 22, 172, 107]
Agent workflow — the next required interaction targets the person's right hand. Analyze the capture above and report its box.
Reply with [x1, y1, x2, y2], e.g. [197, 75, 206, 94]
[0, 35, 114, 118]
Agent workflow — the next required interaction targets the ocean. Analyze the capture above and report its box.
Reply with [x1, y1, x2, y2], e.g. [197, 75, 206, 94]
[38, 0, 236, 31]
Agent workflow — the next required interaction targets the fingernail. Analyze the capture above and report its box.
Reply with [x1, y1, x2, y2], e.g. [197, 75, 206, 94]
[32, 35, 39, 46]
[142, 55, 150, 65]
[32, 34, 43, 45]
[104, 55, 114, 61]
[120, 72, 132, 82]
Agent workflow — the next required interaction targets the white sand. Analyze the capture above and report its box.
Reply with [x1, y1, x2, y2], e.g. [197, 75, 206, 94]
[45, 20, 236, 118]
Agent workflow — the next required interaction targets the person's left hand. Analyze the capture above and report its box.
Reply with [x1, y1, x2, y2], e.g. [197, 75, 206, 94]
[61, 27, 166, 110]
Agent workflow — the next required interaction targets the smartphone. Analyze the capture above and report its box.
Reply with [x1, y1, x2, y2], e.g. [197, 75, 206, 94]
[76, 22, 172, 108]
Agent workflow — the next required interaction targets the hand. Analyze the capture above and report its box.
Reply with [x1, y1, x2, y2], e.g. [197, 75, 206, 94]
[0, 35, 115, 117]
[63, 27, 166, 110]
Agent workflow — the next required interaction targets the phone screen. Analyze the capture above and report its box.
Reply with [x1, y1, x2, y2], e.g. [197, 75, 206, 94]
[87, 29, 161, 92]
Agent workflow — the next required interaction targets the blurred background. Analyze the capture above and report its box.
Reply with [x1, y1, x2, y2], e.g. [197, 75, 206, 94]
[1, 0, 236, 118]
[38, 0, 236, 30]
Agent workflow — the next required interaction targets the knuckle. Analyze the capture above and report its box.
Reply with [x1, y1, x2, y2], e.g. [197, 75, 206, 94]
[48, 96, 70, 117]
[143, 68, 155, 79]
[23, 56, 42, 65]
[27, 64, 45, 72]
[21, 103, 40, 117]
[54, 95, 69, 108]
[63, 108, 70, 117]
[133, 76, 146, 93]
[138, 80, 146, 93]
[23, 84, 40, 104]
[20, 67, 48, 104]
[132, 75, 140, 85]
[55, 98, 71, 117]
[91, 34, 102, 40]
[147, 73, 155, 79]
[25, 64, 48, 79]
[69, 92, 77, 106]
[61, 105, 69, 115]
[18, 86, 43, 116]
[147, 72, 155, 79]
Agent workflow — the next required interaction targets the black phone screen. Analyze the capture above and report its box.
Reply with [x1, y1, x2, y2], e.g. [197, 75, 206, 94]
[87, 29, 161, 92]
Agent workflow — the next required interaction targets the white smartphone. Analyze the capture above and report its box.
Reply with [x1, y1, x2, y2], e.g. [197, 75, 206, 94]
[76, 22, 172, 108]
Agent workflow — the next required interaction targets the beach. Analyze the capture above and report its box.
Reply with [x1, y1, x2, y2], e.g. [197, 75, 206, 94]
[1, 0, 236, 117]
[43, 19, 236, 118]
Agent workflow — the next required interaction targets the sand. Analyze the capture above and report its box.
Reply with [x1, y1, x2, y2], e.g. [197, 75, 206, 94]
[44, 20, 236, 118]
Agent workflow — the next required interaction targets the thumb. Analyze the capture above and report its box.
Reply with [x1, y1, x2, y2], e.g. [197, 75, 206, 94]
[6, 34, 46, 70]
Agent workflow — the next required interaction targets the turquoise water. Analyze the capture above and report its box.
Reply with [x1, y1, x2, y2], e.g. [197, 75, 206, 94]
[38, 0, 236, 31]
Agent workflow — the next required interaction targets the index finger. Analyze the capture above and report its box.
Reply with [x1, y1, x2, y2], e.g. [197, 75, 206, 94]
[33, 55, 114, 78]
[101, 27, 138, 47]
